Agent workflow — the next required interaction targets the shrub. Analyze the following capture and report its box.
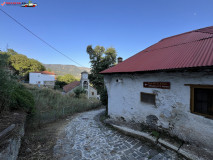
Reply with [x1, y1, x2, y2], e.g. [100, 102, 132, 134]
[25, 86, 101, 128]
[100, 88, 108, 115]
[11, 84, 35, 113]
[0, 69, 13, 111]
[54, 85, 60, 90]
[79, 93, 88, 99]
[73, 86, 86, 98]
[55, 81, 67, 88]
[0, 53, 35, 113]
[100, 88, 108, 106]
[68, 92, 75, 98]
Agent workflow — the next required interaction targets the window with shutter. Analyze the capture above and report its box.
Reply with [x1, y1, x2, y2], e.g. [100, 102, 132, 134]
[140, 92, 156, 105]
[189, 85, 213, 118]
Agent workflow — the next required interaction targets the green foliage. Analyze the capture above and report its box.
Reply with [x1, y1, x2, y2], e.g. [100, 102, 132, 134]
[0, 53, 35, 113]
[73, 86, 86, 98]
[86, 45, 117, 105]
[0, 49, 45, 80]
[25, 85, 101, 127]
[11, 85, 35, 113]
[100, 88, 108, 115]
[100, 88, 108, 106]
[10, 54, 45, 77]
[7, 49, 18, 55]
[0, 49, 17, 56]
[56, 74, 77, 88]
[57, 74, 77, 84]
[151, 131, 160, 138]
[0, 54, 13, 111]
[55, 81, 67, 88]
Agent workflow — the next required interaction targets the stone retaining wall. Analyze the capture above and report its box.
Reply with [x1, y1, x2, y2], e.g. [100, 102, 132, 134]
[0, 113, 26, 160]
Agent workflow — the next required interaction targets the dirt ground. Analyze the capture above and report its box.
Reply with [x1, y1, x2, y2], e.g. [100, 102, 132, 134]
[18, 114, 78, 160]
[0, 111, 26, 133]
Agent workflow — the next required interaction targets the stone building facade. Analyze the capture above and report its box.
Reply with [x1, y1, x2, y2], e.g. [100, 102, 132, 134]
[101, 26, 213, 151]
[63, 71, 99, 99]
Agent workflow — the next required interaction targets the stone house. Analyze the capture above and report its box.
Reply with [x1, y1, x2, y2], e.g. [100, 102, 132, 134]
[63, 71, 99, 99]
[101, 26, 213, 151]
[29, 71, 56, 87]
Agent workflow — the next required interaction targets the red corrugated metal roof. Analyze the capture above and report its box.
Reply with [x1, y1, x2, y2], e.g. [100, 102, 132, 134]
[101, 26, 213, 74]
[195, 26, 213, 34]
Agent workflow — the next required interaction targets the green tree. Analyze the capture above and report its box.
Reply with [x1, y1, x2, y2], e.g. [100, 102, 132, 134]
[0, 49, 45, 78]
[73, 86, 86, 98]
[29, 59, 45, 72]
[55, 81, 67, 88]
[9, 53, 45, 77]
[0, 53, 35, 113]
[7, 49, 18, 55]
[86, 45, 117, 112]
[56, 74, 77, 84]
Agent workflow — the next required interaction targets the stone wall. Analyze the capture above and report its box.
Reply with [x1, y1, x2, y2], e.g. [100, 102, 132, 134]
[104, 70, 213, 150]
[0, 113, 26, 160]
[89, 86, 98, 99]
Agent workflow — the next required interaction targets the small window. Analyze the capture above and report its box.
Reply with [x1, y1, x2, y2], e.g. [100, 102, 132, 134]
[140, 92, 156, 105]
[92, 92, 94, 95]
[191, 86, 213, 117]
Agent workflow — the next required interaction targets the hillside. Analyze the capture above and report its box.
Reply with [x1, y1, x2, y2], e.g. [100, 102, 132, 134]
[44, 64, 90, 78]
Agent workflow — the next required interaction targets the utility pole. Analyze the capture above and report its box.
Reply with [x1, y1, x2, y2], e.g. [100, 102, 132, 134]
[6, 44, 9, 51]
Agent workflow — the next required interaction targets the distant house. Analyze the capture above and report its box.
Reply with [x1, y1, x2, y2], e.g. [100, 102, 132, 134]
[101, 26, 213, 151]
[29, 71, 56, 87]
[63, 71, 99, 99]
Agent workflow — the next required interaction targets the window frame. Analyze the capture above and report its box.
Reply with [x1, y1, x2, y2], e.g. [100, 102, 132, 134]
[83, 81, 88, 89]
[140, 92, 156, 105]
[189, 84, 213, 118]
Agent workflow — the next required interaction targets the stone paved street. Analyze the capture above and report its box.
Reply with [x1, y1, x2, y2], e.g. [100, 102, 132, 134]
[54, 109, 183, 160]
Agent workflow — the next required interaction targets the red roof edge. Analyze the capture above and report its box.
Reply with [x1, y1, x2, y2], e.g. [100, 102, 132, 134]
[30, 71, 55, 75]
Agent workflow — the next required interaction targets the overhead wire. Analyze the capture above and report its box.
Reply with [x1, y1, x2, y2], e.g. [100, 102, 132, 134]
[0, 8, 85, 67]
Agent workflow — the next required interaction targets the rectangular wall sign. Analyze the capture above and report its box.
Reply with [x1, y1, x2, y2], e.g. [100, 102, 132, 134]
[143, 82, 170, 89]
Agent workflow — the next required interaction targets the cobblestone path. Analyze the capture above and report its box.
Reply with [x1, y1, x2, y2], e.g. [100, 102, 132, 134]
[54, 109, 183, 160]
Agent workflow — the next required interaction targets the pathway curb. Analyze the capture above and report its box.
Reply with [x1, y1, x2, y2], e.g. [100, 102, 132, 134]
[104, 121, 205, 160]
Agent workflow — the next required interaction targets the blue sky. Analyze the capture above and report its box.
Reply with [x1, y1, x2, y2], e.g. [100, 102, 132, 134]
[0, 0, 213, 68]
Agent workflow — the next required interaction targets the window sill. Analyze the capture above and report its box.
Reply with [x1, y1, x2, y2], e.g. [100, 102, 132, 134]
[191, 111, 213, 120]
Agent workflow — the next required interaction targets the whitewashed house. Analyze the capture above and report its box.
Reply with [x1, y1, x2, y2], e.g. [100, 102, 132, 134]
[101, 26, 213, 151]
[63, 71, 99, 99]
[29, 71, 56, 87]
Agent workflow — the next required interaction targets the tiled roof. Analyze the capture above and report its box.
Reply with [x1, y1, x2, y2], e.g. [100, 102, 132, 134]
[41, 71, 55, 75]
[63, 81, 80, 93]
[31, 71, 55, 75]
[101, 26, 213, 74]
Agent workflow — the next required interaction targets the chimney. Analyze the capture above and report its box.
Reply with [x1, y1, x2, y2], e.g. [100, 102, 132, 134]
[117, 57, 123, 64]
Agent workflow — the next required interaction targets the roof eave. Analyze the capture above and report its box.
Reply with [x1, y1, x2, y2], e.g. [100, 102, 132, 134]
[100, 66, 213, 75]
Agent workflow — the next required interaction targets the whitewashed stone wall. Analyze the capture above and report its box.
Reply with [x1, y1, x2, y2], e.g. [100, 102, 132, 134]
[29, 73, 55, 85]
[89, 86, 98, 99]
[104, 71, 213, 150]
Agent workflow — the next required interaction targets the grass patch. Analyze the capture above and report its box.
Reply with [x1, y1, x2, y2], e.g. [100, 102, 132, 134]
[99, 111, 108, 122]
[151, 131, 160, 138]
[24, 84, 101, 129]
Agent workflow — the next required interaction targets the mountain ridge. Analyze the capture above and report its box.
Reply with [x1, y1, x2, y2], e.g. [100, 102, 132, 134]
[43, 64, 90, 79]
